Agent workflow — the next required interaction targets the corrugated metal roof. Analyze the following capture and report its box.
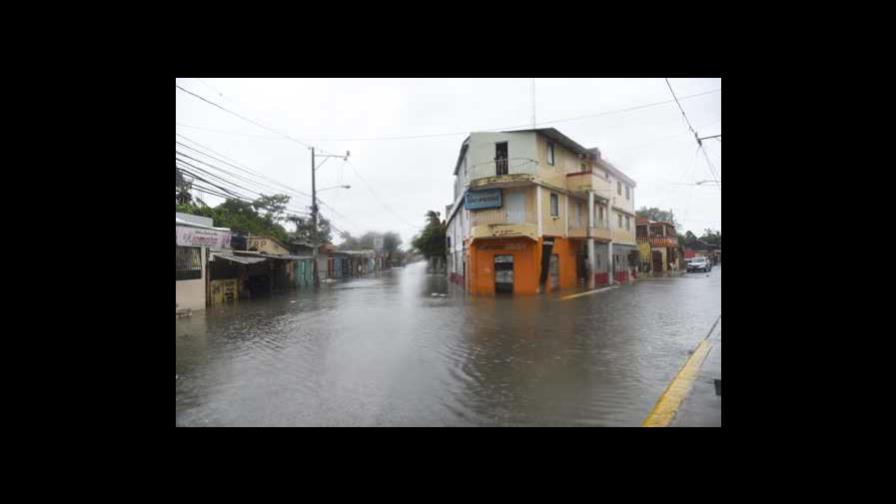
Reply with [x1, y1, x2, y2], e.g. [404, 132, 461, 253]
[175, 217, 230, 232]
[233, 250, 312, 261]
[211, 252, 268, 265]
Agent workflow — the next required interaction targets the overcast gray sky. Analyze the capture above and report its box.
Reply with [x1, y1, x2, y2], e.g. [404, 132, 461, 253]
[175, 78, 721, 245]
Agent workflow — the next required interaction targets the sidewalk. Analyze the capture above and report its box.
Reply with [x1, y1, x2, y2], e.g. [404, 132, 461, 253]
[671, 321, 722, 427]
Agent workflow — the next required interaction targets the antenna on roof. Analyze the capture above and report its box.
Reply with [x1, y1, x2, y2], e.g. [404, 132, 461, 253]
[531, 78, 536, 128]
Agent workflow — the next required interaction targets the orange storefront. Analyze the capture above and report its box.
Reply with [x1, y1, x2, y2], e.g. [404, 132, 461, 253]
[467, 236, 578, 295]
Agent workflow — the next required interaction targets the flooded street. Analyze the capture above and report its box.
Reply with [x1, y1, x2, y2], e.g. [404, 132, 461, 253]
[176, 262, 721, 426]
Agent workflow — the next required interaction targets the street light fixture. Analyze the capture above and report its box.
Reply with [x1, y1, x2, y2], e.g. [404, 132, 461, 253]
[317, 184, 351, 192]
[696, 180, 721, 186]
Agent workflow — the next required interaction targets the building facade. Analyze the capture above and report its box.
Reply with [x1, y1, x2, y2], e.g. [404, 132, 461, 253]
[636, 218, 680, 274]
[445, 128, 638, 295]
[176, 213, 232, 313]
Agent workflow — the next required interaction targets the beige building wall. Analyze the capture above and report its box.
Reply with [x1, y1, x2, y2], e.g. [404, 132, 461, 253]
[541, 187, 566, 236]
[611, 209, 637, 245]
[176, 247, 206, 312]
[469, 186, 536, 227]
[465, 131, 538, 183]
[248, 236, 290, 255]
[535, 134, 587, 189]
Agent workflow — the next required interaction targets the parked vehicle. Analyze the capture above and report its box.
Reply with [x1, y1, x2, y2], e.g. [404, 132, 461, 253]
[687, 257, 712, 273]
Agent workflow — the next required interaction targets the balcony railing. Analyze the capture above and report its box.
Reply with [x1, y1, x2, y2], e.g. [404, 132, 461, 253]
[645, 236, 678, 248]
[495, 157, 508, 175]
[467, 158, 538, 183]
[471, 205, 535, 227]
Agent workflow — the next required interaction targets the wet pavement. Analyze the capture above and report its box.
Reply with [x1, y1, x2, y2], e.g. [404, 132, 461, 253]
[176, 262, 721, 426]
[671, 320, 721, 427]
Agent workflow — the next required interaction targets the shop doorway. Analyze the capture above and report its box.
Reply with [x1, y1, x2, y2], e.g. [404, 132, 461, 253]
[494, 255, 514, 294]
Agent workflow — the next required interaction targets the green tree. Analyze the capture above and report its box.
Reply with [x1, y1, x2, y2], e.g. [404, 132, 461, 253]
[337, 230, 360, 249]
[636, 207, 679, 228]
[699, 229, 721, 248]
[252, 194, 291, 226]
[291, 215, 333, 244]
[412, 211, 446, 260]
[176, 168, 193, 205]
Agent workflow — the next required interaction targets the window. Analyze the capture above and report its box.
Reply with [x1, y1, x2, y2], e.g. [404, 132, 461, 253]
[547, 142, 555, 166]
[176, 246, 202, 281]
[581, 162, 586, 172]
[550, 193, 559, 217]
[506, 191, 525, 224]
[617, 181, 622, 195]
[625, 185, 630, 200]
[463, 156, 467, 176]
[447, 236, 451, 249]
[626, 216, 631, 230]
[618, 213, 623, 228]
[496, 142, 508, 175]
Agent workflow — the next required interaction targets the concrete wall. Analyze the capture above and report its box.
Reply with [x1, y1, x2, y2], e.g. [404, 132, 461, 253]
[176, 247, 206, 312]
[541, 188, 566, 236]
[248, 236, 290, 255]
[209, 278, 238, 305]
[466, 131, 538, 182]
[611, 209, 637, 245]
[535, 134, 586, 188]
[468, 238, 540, 295]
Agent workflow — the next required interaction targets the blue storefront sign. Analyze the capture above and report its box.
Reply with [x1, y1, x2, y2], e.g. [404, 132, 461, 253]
[465, 189, 502, 210]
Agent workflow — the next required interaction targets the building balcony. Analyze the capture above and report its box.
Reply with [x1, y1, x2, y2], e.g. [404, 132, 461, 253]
[467, 158, 539, 189]
[566, 170, 612, 199]
[469, 206, 538, 241]
[638, 236, 679, 248]
[471, 223, 539, 241]
[568, 219, 611, 240]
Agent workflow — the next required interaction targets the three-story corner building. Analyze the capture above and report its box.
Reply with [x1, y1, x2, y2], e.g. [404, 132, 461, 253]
[445, 128, 638, 295]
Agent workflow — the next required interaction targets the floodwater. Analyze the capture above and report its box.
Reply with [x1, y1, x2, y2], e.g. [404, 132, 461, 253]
[176, 262, 721, 426]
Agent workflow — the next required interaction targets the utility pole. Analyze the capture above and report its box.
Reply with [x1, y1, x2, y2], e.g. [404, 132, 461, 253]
[311, 147, 318, 287]
[310, 147, 350, 288]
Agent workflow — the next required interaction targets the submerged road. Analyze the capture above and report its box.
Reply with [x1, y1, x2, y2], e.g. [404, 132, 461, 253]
[176, 262, 721, 426]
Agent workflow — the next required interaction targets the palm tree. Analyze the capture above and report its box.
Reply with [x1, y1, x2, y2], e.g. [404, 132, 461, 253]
[425, 210, 441, 227]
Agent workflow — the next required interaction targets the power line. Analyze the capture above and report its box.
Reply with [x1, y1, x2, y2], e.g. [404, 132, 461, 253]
[176, 83, 343, 157]
[175, 134, 313, 199]
[665, 79, 720, 185]
[176, 132, 345, 218]
[175, 152, 286, 200]
[665, 78, 700, 138]
[176, 83, 316, 150]
[176, 160, 312, 216]
[176, 88, 721, 143]
[177, 163, 256, 202]
[176, 133, 358, 234]
[175, 144, 312, 203]
[346, 160, 416, 228]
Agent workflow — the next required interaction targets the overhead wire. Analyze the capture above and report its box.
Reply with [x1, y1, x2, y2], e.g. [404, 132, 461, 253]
[665, 78, 720, 185]
[176, 87, 720, 143]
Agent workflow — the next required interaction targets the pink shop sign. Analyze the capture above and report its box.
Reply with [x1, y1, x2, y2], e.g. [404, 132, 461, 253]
[176, 226, 231, 249]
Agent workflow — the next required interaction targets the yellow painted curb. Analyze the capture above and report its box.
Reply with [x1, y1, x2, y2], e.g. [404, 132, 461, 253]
[560, 286, 617, 301]
[642, 339, 713, 427]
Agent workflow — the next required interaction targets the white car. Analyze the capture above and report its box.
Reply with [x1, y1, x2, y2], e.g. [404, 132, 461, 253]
[687, 257, 712, 273]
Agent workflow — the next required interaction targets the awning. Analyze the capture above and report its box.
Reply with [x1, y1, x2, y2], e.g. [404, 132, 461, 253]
[233, 251, 312, 261]
[211, 252, 267, 265]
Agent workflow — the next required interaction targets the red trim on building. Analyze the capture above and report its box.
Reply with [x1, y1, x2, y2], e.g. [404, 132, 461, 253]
[449, 273, 465, 286]
[595, 272, 609, 285]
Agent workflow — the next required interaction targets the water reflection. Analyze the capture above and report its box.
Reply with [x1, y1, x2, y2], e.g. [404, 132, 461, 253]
[177, 262, 721, 426]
